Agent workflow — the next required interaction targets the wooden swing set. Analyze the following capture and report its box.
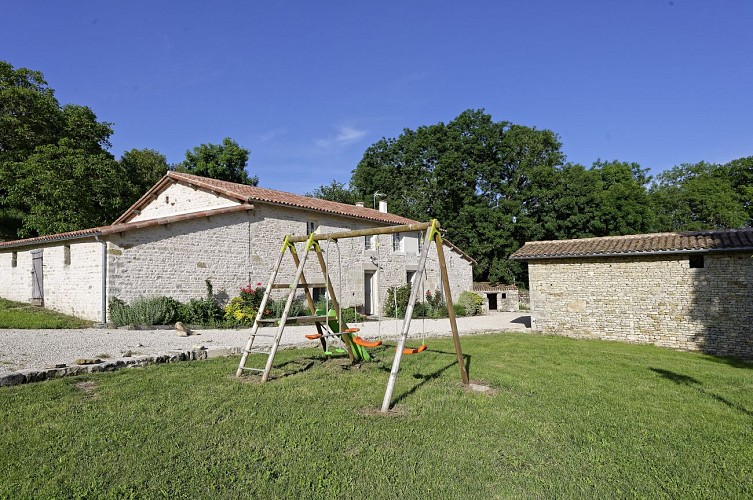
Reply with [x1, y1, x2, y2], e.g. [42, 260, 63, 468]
[235, 219, 469, 413]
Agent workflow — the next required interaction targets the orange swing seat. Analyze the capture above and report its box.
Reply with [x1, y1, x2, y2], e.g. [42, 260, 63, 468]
[352, 336, 383, 348]
[400, 344, 428, 355]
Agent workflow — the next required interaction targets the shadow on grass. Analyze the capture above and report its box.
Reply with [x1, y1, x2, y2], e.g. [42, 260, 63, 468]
[268, 357, 324, 380]
[700, 355, 753, 371]
[650, 367, 752, 418]
[389, 349, 472, 408]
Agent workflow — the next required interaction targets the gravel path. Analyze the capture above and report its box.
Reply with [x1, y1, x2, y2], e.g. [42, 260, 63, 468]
[0, 312, 531, 374]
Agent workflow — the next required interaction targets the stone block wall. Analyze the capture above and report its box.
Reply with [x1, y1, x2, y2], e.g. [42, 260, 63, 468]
[107, 203, 473, 317]
[528, 252, 753, 358]
[130, 181, 238, 222]
[42, 242, 103, 320]
[0, 242, 103, 321]
[0, 249, 34, 303]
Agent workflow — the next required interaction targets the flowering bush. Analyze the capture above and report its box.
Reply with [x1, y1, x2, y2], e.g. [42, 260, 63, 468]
[225, 283, 265, 325]
[224, 297, 257, 324]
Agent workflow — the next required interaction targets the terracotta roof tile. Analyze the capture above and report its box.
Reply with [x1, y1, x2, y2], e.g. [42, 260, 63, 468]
[510, 228, 753, 260]
[137, 172, 418, 226]
[0, 205, 254, 250]
[473, 282, 518, 292]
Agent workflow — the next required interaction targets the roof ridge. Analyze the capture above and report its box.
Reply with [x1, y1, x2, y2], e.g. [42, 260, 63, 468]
[166, 171, 418, 226]
[525, 227, 753, 246]
[512, 227, 753, 260]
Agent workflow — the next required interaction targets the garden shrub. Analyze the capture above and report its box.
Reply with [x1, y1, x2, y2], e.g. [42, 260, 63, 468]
[109, 296, 181, 327]
[453, 303, 467, 317]
[179, 280, 223, 325]
[383, 283, 412, 318]
[458, 291, 484, 316]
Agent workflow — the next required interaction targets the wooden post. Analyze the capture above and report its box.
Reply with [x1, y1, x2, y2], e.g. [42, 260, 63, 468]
[313, 240, 355, 363]
[434, 230, 470, 385]
[289, 244, 327, 351]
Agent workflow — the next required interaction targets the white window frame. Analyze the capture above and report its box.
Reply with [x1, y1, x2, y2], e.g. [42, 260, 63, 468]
[392, 233, 404, 252]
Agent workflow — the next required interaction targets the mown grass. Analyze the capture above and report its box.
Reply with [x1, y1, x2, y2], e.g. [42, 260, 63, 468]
[1, 333, 751, 498]
[0, 298, 92, 329]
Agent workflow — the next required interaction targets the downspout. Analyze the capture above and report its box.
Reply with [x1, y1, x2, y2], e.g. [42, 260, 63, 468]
[95, 236, 107, 326]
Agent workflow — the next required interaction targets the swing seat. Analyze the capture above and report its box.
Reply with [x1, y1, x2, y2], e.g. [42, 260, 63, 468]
[343, 328, 360, 333]
[305, 333, 323, 340]
[352, 336, 382, 348]
[401, 344, 428, 355]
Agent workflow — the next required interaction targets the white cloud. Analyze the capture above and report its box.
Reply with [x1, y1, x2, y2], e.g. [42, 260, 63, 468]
[316, 126, 366, 148]
[256, 128, 287, 143]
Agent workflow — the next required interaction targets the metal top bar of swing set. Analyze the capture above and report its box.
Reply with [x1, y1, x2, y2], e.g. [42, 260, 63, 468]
[285, 221, 436, 243]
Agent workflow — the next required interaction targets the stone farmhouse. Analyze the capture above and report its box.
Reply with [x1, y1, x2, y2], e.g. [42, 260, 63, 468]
[511, 229, 753, 358]
[0, 172, 474, 323]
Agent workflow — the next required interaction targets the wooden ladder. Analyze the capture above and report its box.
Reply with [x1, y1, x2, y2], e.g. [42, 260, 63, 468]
[235, 235, 352, 381]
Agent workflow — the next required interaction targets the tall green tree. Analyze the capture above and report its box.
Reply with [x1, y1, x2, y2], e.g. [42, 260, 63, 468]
[0, 61, 63, 239]
[307, 180, 361, 204]
[650, 162, 748, 231]
[351, 109, 565, 283]
[0, 61, 140, 238]
[176, 137, 258, 185]
[120, 148, 170, 198]
[726, 156, 753, 226]
[590, 160, 655, 235]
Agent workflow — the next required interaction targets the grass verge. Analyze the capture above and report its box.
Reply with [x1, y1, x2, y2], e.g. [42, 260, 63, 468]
[1, 333, 751, 498]
[0, 298, 92, 329]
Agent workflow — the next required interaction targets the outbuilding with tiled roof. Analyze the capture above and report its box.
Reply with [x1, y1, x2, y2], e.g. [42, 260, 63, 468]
[0, 173, 474, 322]
[511, 229, 753, 359]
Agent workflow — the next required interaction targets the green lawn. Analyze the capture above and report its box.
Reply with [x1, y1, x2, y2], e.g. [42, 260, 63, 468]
[1, 333, 751, 498]
[0, 298, 92, 329]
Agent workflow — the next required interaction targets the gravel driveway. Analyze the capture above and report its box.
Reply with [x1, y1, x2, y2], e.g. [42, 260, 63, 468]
[0, 312, 531, 374]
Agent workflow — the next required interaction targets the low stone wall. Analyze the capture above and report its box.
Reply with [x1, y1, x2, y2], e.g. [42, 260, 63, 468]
[528, 252, 753, 358]
[0, 347, 241, 387]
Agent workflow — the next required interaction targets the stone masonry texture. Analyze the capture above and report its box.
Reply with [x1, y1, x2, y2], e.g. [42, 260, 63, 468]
[1, 193, 473, 321]
[528, 252, 753, 358]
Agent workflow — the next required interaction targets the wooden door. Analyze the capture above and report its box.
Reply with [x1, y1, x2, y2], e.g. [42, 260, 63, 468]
[31, 249, 44, 306]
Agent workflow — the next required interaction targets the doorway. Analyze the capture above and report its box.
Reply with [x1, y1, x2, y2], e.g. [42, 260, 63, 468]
[487, 293, 497, 311]
[364, 271, 376, 315]
[31, 249, 44, 306]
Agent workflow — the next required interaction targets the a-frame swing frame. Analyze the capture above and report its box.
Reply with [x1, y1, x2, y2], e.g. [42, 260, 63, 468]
[236, 219, 469, 413]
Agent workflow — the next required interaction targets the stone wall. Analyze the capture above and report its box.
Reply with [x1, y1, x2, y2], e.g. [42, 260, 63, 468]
[129, 181, 237, 222]
[528, 252, 753, 358]
[0, 242, 103, 320]
[1, 202, 473, 322]
[107, 203, 473, 317]
[0, 249, 34, 303]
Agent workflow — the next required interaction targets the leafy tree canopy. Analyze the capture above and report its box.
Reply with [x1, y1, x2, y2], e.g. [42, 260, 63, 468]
[350, 109, 565, 284]
[0, 61, 130, 239]
[176, 137, 258, 186]
[306, 180, 361, 205]
[650, 162, 748, 231]
[120, 148, 170, 199]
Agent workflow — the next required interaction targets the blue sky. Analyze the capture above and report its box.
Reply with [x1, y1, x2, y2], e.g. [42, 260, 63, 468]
[2, 1, 752, 194]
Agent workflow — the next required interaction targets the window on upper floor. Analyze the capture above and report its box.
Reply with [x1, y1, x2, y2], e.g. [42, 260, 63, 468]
[417, 232, 424, 254]
[364, 235, 375, 251]
[11, 252, 17, 268]
[393, 233, 404, 252]
[307, 221, 318, 236]
[64, 245, 71, 266]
